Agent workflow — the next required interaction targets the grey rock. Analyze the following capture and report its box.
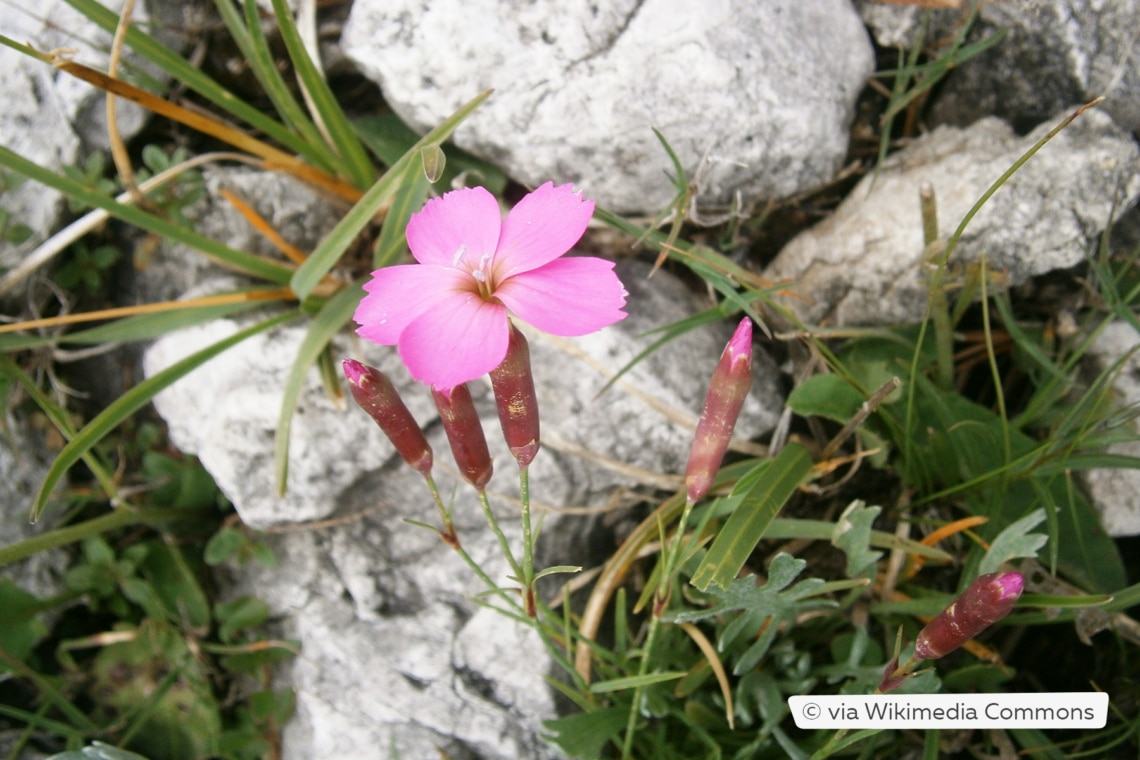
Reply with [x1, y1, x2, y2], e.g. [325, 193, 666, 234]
[0, 4, 83, 275]
[860, 0, 1140, 134]
[763, 109, 1140, 326]
[0, 0, 184, 286]
[1081, 319, 1140, 537]
[340, 0, 873, 214]
[0, 411, 68, 604]
[129, 165, 345, 305]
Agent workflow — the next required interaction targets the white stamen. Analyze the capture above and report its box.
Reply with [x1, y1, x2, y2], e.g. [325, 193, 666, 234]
[470, 252, 493, 284]
[451, 244, 467, 267]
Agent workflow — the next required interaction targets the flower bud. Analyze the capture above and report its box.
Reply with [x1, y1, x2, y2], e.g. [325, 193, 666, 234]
[432, 383, 493, 490]
[343, 359, 432, 476]
[914, 571, 1024, 660]
[489, 323, 540, 468]
[684, 317, 753, 504]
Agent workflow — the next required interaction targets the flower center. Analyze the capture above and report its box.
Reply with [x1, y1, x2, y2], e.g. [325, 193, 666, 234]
[450, 245, 498, 300]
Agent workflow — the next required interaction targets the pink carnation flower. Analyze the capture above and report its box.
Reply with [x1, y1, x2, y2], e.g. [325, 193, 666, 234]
[353, 182, 628, 389]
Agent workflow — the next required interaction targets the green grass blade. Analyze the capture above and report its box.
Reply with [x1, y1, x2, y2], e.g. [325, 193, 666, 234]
[0, 356, 119, 506]
[588, 672, 686, 693]
[372, 164, 431, 268]
[689, 442, 813, 592]
[31, 310, 299, 521]
[290, 90, 492, 300]
[274, 283, 363, 496]
[595, 306, 729, 399]
[208, 0, 338, 174]
[62, 0, 320, 164]
[268, 0, 375, 188]
[0, 145, 294, 284]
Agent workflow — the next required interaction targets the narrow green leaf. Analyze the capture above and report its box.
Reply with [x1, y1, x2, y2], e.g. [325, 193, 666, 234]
[289, 90, 491, 300]
[0, 145, 293, 284]
[372, 163, 430, 269]
[63, 0, 319, 163]
[1018, 592, 1114, 608]
[595, 305, 729, 399]
[274, 283, 363, 496]
[0, 355, 120, 503]
[353, 113, 508, 191]
[269, 0, 375, 188]
[533, 565, 582, 581]
[689, 442, 813, 592]
[31, 310, 298, 521]
[588, 671, 687, 693]
[211, 0, 338, 174]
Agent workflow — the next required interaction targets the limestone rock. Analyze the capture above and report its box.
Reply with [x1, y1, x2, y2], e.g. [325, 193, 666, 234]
[763, 109, 1140, 327]
[340, 0, 874, 214]
[1082, 319, 1140, 537]
[859, 0, 1140, 134]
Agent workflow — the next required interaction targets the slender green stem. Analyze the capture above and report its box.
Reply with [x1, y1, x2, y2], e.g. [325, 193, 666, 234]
[921, 185, 954, 391]
[519, 465, 537, 616]
[477, 490, 522, 580]
[0, 646, 97, 731]
[451, 542, 525, 616]
[0, 507, 163, 565]
[621, 613, 662, 760]
[422, 473, 458, 548]
[978, 259, 1012, 471]
[621, 496, 696, 759]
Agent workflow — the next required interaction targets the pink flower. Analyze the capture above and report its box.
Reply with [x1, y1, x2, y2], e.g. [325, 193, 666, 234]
[353, 182, 628, 389]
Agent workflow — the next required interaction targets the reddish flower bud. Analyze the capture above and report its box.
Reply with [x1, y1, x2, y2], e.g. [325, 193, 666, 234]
[489, 323, 540, 468]
[684, 318, 753, 504]
[914, 572, 1024, 660]
[343, 359, 432, 476]
[432, 383, 493, 490]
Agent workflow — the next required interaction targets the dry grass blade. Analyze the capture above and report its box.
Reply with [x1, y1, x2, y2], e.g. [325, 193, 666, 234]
[48, 52, 364, 204]
[678, 622, 735, 729]
[0, 288, 294, 336]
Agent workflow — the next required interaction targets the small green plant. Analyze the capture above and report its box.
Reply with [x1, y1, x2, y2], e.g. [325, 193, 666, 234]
[53, 242, 120, 295]
[0, 169, 34, 246]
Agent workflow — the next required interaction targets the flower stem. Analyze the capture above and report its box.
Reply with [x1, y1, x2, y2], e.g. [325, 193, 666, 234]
[477, 490, 522, 581]
[422, 473, 459, 549]
[621, 495, 697, 759]
[519, 465, 537, 617]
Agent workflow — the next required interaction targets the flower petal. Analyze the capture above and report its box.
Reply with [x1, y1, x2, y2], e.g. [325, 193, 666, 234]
[354, 265, 472, 346]
[398, 295, 510, 389]
[406, 186, 502, 268]
[496, 256, 628, 336]
[493, 182, 595, 279]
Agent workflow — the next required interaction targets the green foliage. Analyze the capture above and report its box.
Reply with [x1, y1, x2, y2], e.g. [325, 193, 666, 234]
[0, 169, 33, 246]
[54, 242, 120, 294]
[61, 152, 118, 213]
[689, 443, 814, 592]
